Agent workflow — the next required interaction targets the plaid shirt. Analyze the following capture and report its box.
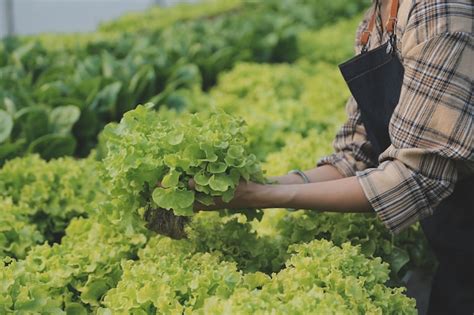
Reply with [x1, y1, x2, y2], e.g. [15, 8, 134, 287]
[318, 0, 473, 234]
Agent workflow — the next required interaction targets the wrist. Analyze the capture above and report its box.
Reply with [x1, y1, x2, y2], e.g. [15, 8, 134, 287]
[250, 184, 295, 209]
[288, 169, 310, 184]
[268, 174, 306, 185]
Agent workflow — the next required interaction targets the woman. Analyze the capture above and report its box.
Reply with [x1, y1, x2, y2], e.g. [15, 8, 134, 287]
[191, 1, 473, 313]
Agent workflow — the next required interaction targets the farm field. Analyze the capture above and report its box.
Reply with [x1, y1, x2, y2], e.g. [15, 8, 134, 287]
[0, 1, 435, 314]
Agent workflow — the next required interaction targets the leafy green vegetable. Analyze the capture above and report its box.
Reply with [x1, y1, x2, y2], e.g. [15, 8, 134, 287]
[99, 238, 416, 314]
[0, 198, 43, 259]
[101, 105, 265, 237]
[209, 62, 349, 159]
[0, 217, 146, 313]
[99, 236, 244, 314]
[0, 154, 105, 247]
[197, 240, 416, 315]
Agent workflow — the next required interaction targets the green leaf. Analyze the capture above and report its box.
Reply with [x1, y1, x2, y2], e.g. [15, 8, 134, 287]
[221, 189, 235, 203]
[195, 184, 210, 194]
[136, 285, 155, 304]
[2, 97, 16, 115]
[169, 64, 201, 89]
[81, 279, 109, 305]
[208, 162, 227, 174]
[200, 144, 218, 162]
[174, 189, 195, 210]
[387, 247, 410, 275]
[195, 193, 214, 206]
[183, 143, 205, 162]
[27, 134, 76, 160]
[162, 169, 180, 188]
[0, 139, 25, 165]
[194, 171, 211, 186]
[215, 141, 229, 149]
[14, 107, 50, 142]
[163, 154, 179, 168]
[243, 272, 271, 289]
[224, 156, 246, 168]
[49, 105, 81, 134]
[166, 131, 184, 145]
[229, 168, 241, 183]
[209, 174, 233, 192]
[65, 303, 88, 315]
[90, 82, 122, 116]
[152, 187, 194, 212]
[227, 145, 244, 159]
[0, 110, 13, 143]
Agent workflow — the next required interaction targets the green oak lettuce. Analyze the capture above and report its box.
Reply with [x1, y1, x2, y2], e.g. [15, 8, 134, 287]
[0, 154, 105, 246]
[99, 239, 415, 314]
[101, 105, 264, 235]
[98, 236, 245, 314]
[198, 240, 416, 315]
[0, 198, 43, 259]
[0, 217, 146, 314]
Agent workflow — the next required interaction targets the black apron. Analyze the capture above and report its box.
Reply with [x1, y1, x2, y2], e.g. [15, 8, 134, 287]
[338, 1, 474, 314]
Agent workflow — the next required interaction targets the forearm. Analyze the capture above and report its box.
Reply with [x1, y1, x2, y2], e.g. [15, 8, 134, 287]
[252, 176, 372, 213]
[270, 165, 344, 184]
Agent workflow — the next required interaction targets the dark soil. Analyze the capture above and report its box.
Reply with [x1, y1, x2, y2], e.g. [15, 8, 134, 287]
[144, 206, 189, 240]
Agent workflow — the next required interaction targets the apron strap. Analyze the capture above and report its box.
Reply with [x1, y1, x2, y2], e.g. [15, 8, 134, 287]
[360, 4, 378, 49]
[386, 0, 399, 34]
[360, 0, 399, 51]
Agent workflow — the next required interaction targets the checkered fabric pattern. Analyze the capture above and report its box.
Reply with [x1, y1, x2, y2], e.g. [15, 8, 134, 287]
[318, 0, 473, 234]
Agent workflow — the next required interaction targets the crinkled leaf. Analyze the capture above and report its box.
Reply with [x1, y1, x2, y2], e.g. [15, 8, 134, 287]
[65, 303, 88, 315]
[209, 174, 233, 192]
[227, 145, 244, 159]
[194, 171, 211, 186]
[195, 193, 214, 206]
[162, 169, 180, 188]
[152, 187, 194, 213]
[221, 189, 235, 203]
[166, 131, 184, 145]
[80, 279, 109, 306]
[208, 162, 227, 174]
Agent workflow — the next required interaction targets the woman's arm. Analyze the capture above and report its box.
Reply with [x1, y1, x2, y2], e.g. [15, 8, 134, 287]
[194, 176, 372, 213]
[253, 177, 372, 212]
[269, 165, 344, 184]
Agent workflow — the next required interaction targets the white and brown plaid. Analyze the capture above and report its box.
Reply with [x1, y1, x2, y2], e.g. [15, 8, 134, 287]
[318, 0, 473, 234]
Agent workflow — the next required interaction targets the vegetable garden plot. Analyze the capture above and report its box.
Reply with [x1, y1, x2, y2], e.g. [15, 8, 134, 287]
[0, 1, 433, 313]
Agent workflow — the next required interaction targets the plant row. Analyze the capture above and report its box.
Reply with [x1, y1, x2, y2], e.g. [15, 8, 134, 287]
[0, 0, 369, 165]
[0, 56, 431, 312]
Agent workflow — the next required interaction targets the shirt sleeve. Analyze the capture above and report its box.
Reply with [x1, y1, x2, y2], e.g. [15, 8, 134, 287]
[357, 29, 473, 234]
[317, 96, 377, 177]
